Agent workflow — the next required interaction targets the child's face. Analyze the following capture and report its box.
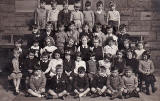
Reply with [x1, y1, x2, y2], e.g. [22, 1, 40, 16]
[93, 40, 99, 47]
[63, 4, 69, 10]
[138, 43, 144, 50]
[83, 25, 89, 32]
[97, 4, 103, 10]
[108, 40, 114, 46]
[86, 6, 91, 10]
[124, 42, 129, 49]
[82, 37, 88, 45]
[107, 28, 113, 34]
[111, 70, 118, 77]
[40, 2, 45, 8]
[76, 56, 82, 62]
[74, 6, 80, 11]
[98, 69, 106, 76]
[117, 52, 123, 58]
[51, 3, 57, 10]
[56, 68, 63, 76]
[125, 70, 132, 77]
[127, 52, 133, 59]
[90, 56, 95, 61]
[29, 52, 35, 59]
[33, 42, 39, 47]
[42, 55, 48, 61]
[46, 39, 51, 46]
[68, 39, 74, 46]
[143, 55, 148, 60]
[96, 27, 101, 32]
[65, 55, 71, 60]
[55, 53, 60, 59]
[32, 28, 38, 33]
[34, 70, 41, 76]
[59, 26, 65, 32]
[110, 6, 116, 11]
[78, 72, 85, 77]
[15, 42, 22, 48]
[46, 26, 52, 32]
[120, 28, 127, 34]
[69, 24, 75, 31]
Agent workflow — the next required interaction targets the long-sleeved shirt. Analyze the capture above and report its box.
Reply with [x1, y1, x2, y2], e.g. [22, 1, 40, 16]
[47, 9, 59, 22]
[83, 10, 95, 26]
[139, 59, 155, 74]
[92, 74, 107, 88]
[29, 73, 46, 91]
[58, 9, 71, 26]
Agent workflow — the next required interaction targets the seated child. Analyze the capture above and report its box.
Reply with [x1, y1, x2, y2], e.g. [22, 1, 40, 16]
[45, 49, 63, 77]
[8, 49, 22, 95]
[98, 53, 112, 76]
[139, 50, 157, 95]
[30, 40, 40, 58]
[107, 68, 124, 100]
[27, 64, 46, 98]
[91, 66, 107, 97]
[74, 52, 86, 75]
[48, 65, 69, 100]
[73, 67, 90, 98]
[104, 37, 118, 56]
[122, 67, 140, 98]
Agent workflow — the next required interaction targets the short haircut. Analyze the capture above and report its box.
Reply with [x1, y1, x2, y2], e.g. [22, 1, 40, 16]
[85, 0, 91, 7]
[76, 52, 82, 57]
[96, 0, 103, 7]
[119, 24, 127, 31]
[106, 25, 113, 29]
[142, 50, 151, 59]
[104, 53, 112, 61]
[78, 66, 85, 73]
[33, 64, 41, 72]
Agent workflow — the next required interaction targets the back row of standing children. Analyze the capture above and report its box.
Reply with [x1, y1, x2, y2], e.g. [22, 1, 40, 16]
[8, 0, 157, 100]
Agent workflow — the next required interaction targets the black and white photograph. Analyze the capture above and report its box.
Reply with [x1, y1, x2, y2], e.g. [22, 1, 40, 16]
[0, 0, 160, 101]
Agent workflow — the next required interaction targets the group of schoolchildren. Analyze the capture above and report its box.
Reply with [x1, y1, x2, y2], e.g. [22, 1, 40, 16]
[8, 0, 157, 100]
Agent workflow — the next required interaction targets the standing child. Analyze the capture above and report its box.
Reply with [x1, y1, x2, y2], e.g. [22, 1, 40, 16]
[139, 51, 157, 95]
[45, 49, 63, 77]
[27, 65, 46, 98]
[104, 37, 118, 56]
[107, 68, 124, 100]
[77, 35, 91, 61]
[94, 1, 106, 27]
[30, 40, 40, 58]
[93, 23, 106, 46]
[34, 0, 47, 30]
[107, 1, 120, 34]
[98, 53, 112, 76]
[48, 65, 69, 100]
[92, 37, 103, 61]
[122, 67, 140, 98]
[83, 0, 94, 32]
[66, 22, 80, 46]
[135, 41, 146, 60]
[8, 49, 22, 95]
[91, 66, 107, 97]
[54, 24, 68, 54]
[70, 2, 84, 31]
[112, 51, 126, 75]
[74, 52, 86, 75]
[47, 0, 59, 30]
[58, 1, 71, 27]
[74, 67, 90, 98]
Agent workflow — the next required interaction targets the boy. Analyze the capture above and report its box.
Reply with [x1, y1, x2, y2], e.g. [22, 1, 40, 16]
[106, 25, 118, 44]
[34, 0, 47, 30]
[47, 0, 59, 30]
[48, 65, 69, 100]
[91, 66, 107, 97]
[122, 67, 140, 98]
[83, 1, 94, 32]
[107, 68, 124, 100]
[27, 65, 46, 98]
[58, 1, 71, 27]
[74, 67, 90, 98]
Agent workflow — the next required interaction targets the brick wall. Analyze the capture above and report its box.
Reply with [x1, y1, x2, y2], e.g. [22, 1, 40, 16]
[0, 0, 160, 68]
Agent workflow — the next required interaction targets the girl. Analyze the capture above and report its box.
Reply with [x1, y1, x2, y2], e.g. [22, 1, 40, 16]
[139, 50, 157, 95]
[104, 37, 118, 56]
[106, 25, 118, 44]
[77, 35, 91, 61]
[107, 1, 120, 34]
[45, 49, 63, 77]
[98, 53, 112, 76]
[8, 49, 22, 95]
[30, 40, 40, 58]
[34, 0, 47, 30]
[83, 0, 94, 32]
